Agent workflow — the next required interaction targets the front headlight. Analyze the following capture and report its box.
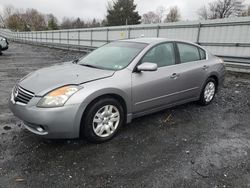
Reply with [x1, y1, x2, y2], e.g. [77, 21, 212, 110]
[37, 85, 80, 108]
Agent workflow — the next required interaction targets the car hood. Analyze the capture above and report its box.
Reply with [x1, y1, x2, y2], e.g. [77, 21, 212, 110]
[19, 62, 115, 96]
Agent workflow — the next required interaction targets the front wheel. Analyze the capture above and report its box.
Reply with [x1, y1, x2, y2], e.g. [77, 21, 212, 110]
[81, 97, 125, 143]
[199, 78, 217, 106]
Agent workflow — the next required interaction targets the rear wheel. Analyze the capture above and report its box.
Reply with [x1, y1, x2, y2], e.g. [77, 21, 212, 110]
[81, 97, 125, 143]
[199, 78, 217, 106]
[0, 46, 2, 56]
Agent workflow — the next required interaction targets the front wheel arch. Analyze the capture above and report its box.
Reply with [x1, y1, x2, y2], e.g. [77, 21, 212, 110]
[79, 94, 127, 138]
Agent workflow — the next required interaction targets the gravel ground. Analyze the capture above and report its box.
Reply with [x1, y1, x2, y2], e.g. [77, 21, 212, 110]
[0, 42, 250, 188]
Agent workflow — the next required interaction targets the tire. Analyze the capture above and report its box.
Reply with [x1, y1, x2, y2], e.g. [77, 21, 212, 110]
[81, 97, 125, 143]
[199, 78, 217, 106]
[0, 46, 2, 56]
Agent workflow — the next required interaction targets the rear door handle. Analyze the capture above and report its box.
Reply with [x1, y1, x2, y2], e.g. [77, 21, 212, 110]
[170, 73, 180, 79]
[202, 65, 209, 70]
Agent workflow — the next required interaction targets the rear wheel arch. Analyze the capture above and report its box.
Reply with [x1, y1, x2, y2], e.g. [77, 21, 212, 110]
[208, 75, 219, 92]
[199, 77, 217, 105]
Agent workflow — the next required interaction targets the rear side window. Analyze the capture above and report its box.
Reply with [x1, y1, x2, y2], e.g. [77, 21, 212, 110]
[177, 43, 200, 63]
[199, 48, 206, 60]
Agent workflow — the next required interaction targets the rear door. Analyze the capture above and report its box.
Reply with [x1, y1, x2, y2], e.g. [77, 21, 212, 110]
[174, 42, 209, 100]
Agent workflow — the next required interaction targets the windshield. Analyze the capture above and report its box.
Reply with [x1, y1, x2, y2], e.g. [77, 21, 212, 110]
[78, 42, 147, 70]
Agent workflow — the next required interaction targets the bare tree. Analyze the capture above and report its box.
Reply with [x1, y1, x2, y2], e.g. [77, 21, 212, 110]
[247, 5, 250, 15]
[156, 6, 166, 23]
[198, 0, 245, 19]
[2, 5, 47, 31]
[5, 14, 26, 31]
[61, 17, 74, 29]
[2, 4, 103, 31]
[61, 17, 101, 29]
[142, 11, 160, 24]
[0, 14, 5, 28]
[0, 5, 14, 28]
[25, 9, 46, 30]
[241, 5, 250, 16]
[2, 7, 27, 31]
[197, 6, 209, 20]
[164, 6, 181, 22]
[3, 5, 15, 19]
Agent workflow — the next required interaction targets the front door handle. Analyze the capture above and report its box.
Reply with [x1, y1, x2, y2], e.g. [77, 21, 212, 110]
[170, 73, 180, 79]
[202, 65, 209, 70]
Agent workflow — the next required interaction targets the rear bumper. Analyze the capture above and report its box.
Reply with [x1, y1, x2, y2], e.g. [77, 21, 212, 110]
[218, 64, 226, 89]
[9, 97, 85, 139]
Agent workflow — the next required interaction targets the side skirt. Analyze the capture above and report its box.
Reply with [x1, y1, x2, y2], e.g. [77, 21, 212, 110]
[131, 97, 199, 120]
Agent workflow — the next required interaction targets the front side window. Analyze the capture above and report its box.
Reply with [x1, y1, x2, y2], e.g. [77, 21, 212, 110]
[141, 43, 176, 67]
[78, 42, 147, 70]
[177, 43, 200, 63]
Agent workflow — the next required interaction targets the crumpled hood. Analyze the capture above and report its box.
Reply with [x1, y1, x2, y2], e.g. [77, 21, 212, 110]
[19, 62, 115, 96]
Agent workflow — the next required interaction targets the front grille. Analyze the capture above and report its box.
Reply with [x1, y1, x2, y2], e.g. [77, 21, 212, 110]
[13, 85, 35, 104]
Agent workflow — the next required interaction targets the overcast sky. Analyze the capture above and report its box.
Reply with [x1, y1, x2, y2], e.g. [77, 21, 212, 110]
[0, 0, 250, 22]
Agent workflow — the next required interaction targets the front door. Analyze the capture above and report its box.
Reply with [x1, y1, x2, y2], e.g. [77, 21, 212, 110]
[132, 42, 184, 113]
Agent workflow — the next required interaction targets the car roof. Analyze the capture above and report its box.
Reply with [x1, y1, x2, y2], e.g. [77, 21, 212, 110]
[120, 37, 207, 51]
[121, 37, 170, 44]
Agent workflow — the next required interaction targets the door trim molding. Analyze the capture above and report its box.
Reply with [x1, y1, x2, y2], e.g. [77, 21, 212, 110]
[135, 87, 199, 106]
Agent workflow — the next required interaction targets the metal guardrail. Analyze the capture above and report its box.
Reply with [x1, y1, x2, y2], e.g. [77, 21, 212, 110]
[219, 56, 250, 64]
[1, 16, 250, 64]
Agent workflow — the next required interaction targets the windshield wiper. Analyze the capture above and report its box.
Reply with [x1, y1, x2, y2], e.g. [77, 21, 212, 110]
[80, 64, 101, 69]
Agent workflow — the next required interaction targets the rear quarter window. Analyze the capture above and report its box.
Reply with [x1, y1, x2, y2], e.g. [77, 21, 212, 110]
[177, 43, 200, 63]
[199, 48, 206, 60]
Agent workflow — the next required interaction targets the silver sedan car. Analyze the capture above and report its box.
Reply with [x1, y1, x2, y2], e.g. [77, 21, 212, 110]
[0, 36, 9, 55]
[9, 38, 225, 143]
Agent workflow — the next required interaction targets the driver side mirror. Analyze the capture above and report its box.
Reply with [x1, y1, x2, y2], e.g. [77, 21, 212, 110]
[136, 62, 158, 72]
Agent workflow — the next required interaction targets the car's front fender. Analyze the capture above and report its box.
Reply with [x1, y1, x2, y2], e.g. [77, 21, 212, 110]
[66, 70, 132, 134]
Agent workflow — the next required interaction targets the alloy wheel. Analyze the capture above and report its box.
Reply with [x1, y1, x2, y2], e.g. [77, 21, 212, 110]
[204, 81, 215, 102]
[92, 105, 120, 138]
